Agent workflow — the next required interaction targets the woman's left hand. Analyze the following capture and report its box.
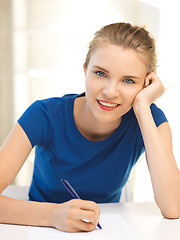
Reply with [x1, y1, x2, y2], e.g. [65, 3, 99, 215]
[133, 72, 165, 108]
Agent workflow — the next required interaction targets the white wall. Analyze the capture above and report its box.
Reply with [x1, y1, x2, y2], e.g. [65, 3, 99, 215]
[134, 0, 180, 201]
[13, 0, 137, 121]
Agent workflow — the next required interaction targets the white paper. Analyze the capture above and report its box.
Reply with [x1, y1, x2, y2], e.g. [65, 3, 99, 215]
[27, 212, 140, 240]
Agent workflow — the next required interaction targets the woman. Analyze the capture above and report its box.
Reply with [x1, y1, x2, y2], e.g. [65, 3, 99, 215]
[0, 22, 179, 232]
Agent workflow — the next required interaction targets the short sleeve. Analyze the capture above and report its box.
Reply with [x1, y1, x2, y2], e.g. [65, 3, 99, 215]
[150, 103, 168, 127]
[18, 101, 53, 148]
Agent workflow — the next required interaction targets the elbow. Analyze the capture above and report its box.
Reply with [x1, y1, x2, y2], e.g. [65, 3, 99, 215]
[155, 194, 180, 219]
[160, 206, 180, 219]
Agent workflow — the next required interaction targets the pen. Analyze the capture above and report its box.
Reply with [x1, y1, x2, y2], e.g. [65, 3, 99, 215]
[61, 179, 102, 230]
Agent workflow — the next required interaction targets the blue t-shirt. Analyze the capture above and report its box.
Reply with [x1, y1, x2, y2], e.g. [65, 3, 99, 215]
[18, 93, 168, 203]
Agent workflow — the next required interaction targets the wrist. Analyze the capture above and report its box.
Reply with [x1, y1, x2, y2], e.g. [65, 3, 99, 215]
[41, 202, 57, 228]
[133, 99, 150, 117]
[133, 101, 155, 136]
[48, 202, 59, 228]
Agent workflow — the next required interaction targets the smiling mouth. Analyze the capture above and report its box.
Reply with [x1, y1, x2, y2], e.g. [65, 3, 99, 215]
[97, 100, 120, 111]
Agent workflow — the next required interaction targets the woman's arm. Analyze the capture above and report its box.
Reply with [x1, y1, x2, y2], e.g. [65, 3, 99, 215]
[0, 123, 100, 232]
[133, 73, 180, 219]
[0, 123, 53, 227]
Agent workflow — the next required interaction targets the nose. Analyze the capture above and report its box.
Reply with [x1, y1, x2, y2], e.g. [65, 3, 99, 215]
[102, 80, 120, 99]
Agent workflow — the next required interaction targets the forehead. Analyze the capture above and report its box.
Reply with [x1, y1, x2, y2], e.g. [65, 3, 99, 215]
[89, 43, 148, 76]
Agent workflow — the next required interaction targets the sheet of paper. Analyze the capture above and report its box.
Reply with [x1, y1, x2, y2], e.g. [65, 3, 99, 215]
[27, 212, 140, 240]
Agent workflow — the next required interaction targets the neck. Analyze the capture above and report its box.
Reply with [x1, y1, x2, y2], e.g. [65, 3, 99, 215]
[74, 96, 121, 141]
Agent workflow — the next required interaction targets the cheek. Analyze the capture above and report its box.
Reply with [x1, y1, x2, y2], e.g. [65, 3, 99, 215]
[85, 76, 102, 94]
[85, 79, 99, 104]
[85, 78, 94, 94]
[85, 76, 92, 91]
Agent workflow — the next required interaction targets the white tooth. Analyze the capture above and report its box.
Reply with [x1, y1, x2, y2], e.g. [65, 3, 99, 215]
[99, 101, 118, 107]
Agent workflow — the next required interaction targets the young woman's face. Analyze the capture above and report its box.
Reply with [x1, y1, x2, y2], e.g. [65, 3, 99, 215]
[84, 43, 148, 124]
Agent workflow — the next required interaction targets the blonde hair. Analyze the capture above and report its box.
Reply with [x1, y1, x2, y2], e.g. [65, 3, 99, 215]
[84, 22, 157, 73]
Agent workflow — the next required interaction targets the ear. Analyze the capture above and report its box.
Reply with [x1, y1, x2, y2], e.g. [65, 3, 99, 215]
[83, 63, 87, 75]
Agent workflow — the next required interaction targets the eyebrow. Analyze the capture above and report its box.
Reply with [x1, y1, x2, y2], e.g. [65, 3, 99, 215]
[93, 66, 109, 73]
[93, 66, 141, 79]
[123, 75, 141, 80]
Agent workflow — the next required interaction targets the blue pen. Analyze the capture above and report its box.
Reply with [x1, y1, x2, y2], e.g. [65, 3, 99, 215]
[61, 179, 102, 230]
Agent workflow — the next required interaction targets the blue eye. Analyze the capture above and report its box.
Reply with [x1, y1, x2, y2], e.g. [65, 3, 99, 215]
[124, 78, 134, 84]
[95, 71, 106, 77]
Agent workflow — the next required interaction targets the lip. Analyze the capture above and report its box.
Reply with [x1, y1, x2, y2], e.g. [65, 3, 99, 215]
[97, 99, 120, 111]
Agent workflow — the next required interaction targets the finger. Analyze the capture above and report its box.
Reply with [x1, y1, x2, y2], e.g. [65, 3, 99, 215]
[68, 199, 101, 228]
[147, 72, 160, 83]
[144, 73, 153, 87]
[77, 219, 96, 232]
[64, 217, 95, 232]
[64, 211, 97, 232]
[78, 209, 100, 226]
[68, 199, 100, 221]
[74, 199, 98, 212]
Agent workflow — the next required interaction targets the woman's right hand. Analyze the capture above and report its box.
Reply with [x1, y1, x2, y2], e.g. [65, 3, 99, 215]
[50, 199, 101, 232]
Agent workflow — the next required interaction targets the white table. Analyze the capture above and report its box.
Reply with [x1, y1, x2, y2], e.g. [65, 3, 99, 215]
[0, 202, 179, 240]
[100, 202, 180, 240]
